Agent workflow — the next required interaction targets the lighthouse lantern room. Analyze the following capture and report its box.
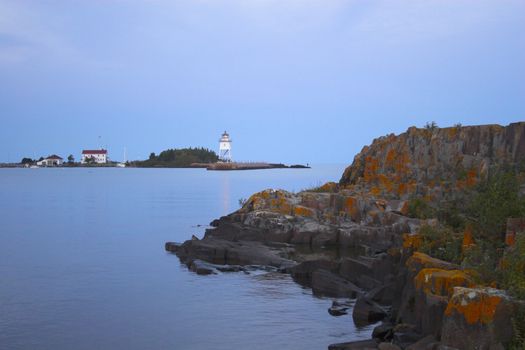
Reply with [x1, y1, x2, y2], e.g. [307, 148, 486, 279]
[219, 131, 232, 162]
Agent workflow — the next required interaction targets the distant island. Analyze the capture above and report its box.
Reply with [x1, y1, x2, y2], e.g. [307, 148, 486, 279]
[130, 147, 310, 170]
[131, 147, 219, 168]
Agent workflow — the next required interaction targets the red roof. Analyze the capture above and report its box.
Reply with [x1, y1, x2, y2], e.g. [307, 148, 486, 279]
[47, 155, 63, 160]
[82, 149, 107, 155]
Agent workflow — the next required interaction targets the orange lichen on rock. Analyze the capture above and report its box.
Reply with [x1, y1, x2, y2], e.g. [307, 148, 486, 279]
[385, 149, 396, 167]
[462, 225, 475, 251]
[406, 252, 458, 275]
[293, 205, 316, 218]
[244, 190, 270, 211]
[393, 150, 410, 176]
[447, 127, 459, 138]
[400, 201, 409, 216]
[316, 182, 338, 193]
[375, 199, 387, 211]
[407, 180, 417, 195]
[378, 174, 394, 193]
[397, 183, 408, 197]
[363, 156, 379, 183]
[269, 196, 292, 215]
[403, 233, 422, 250]
[505, 231, 516, 246]
[343, 196, 360, 221]
[247, 189, 293, 215]
[445, 288, 503, 325]
[466, 168, 477, 187]
[415, 268, 474, 297]
[370, 187, 381, 196]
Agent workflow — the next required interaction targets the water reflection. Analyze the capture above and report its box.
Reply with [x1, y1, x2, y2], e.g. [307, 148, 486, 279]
[221, 172, 231, 215]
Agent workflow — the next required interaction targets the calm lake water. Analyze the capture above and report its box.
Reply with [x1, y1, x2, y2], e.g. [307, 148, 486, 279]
[0, 166, 374, 350]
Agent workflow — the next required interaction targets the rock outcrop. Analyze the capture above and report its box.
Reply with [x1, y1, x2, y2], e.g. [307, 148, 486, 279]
[167, 123, 525, 350]
[340, 123, 525, 200]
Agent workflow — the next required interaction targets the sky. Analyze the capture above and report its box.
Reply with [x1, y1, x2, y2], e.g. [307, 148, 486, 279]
[0, 0, 524, 164]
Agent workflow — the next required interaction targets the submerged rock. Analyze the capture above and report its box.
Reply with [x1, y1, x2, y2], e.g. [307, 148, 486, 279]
[189, 259, 217, 275]
[328, 300, 354, 316]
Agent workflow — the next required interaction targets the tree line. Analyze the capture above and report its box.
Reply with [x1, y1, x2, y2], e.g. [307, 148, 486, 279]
[134, 147, 218, 167]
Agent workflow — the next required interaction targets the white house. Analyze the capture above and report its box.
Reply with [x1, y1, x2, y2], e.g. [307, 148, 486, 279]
[81, 149, 108, 164]
[37, 155, 63, 166]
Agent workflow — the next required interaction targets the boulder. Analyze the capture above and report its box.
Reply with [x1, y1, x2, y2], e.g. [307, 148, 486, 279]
[391, 323, 424, 349]
[396, 253, 462, 330]
[174, 237, 295, 269]
[405, 335, 438, 350]
[289, 259, 339, 286]
[378, 343, 401, 350]
[311, 269, 361, 298]
[365, 284, 396, 306]
[165, 242, 180, 252]
[352, 295, 387, 326]
[328, 339, 379, 350]
[441, 287, 516, 350]
[372, 322, 394, 341]
[406, 252, 458, 275]
[339, 257, 389, 290]
[412, 268, 474, 337]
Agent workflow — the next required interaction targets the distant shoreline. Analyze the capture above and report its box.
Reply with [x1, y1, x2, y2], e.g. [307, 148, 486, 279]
[0, 162, 311, 170]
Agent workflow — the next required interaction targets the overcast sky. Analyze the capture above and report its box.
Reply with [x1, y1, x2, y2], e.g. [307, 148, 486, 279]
[1, 0, 524, 163]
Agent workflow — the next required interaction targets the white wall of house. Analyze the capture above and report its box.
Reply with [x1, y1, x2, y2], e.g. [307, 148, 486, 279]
[81, 153, 107, 164]
[37, 158, 63, 166]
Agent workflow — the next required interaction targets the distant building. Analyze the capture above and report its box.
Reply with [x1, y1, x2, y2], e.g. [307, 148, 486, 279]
[81, 149, 108, 164]
[37, 155, 63, 167]
[219, 131, 232, 162]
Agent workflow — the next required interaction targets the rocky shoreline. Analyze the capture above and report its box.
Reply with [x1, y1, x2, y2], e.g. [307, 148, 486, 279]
[166, 123, 525, 350]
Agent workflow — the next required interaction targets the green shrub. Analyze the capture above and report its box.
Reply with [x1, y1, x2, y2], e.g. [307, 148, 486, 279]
[238, 198, 248, 207]
[407, 197, 435, 219]
[461, 242, 502, 285]
[418, 225, 463, 264]
[501, 234, 525, 300]
[467, 171, 525, 242]
[436, 200, 466, 231]
[424, 121, 438, 131]
[509, 304, 525, 350]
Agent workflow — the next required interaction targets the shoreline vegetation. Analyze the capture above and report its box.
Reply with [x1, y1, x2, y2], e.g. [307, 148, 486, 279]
[6, 147, 310, 170]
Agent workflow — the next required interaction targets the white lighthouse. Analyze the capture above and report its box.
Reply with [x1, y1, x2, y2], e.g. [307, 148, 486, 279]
[219, 131, 232, 162]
